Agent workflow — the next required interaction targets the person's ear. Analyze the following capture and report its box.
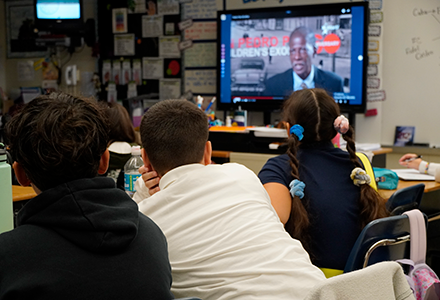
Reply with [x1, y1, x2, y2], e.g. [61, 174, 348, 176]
[203, 141, 212, 166]
[141, 148, 154, 171]
[13, 162, 31, 187]
[98, 149, 110, 175]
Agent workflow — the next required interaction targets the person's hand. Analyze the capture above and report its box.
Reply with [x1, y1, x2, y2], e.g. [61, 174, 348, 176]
[399, 153, 422, 170]
[139, 165, 160, 196]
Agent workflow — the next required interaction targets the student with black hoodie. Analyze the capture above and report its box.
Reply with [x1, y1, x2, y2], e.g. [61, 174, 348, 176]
[0, 92, 174, 300]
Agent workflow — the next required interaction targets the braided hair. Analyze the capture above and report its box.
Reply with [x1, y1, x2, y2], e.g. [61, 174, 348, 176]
[282, 88, 388, 253]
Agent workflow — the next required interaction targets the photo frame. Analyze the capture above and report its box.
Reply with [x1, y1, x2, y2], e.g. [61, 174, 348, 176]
[5, 0, 47, 58]
[394, 126, 415, 147]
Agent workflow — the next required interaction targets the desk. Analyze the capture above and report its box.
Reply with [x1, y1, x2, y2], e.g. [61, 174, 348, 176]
[12, 185, 36, 202]
[378, 180, 440, 200]
[378, 180, 440, 218]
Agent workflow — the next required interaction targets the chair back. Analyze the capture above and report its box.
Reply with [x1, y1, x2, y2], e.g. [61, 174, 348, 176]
[344, 212, 428, 273]
[386, 183, 424, 215]
[344, 214, 411, 273]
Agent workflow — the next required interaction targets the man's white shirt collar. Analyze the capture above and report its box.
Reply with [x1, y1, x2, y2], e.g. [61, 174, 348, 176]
[293, 65, 315, 91]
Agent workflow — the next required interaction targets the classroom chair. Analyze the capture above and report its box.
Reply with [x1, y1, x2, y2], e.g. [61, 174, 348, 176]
[343, 212, 427, 273]
[386, 183, 424, 215]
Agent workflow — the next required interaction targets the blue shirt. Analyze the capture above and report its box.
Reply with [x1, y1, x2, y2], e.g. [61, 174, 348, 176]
[258, 141, 363, 270]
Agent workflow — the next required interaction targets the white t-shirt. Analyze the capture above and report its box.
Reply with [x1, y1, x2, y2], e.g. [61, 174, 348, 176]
[135, 163, 325, 300]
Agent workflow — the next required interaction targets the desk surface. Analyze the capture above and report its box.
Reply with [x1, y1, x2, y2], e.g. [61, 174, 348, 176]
[12, 185, 36, 202]
[378, 180, 440, 200]
[372, 147, 393, 155]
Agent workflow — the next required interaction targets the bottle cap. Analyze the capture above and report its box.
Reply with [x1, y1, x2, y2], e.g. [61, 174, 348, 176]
[0, 143, 6, 163]
[131, 145, 141, 155]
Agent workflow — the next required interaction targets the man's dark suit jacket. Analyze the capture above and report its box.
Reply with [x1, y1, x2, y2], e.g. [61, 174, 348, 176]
[264, 68, 344, 97]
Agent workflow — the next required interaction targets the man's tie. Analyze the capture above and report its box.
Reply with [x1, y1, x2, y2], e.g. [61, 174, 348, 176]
[301, 82, 308, 89]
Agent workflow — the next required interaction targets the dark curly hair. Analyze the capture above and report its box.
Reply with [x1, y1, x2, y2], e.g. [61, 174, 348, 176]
[5, 92, 110, 191]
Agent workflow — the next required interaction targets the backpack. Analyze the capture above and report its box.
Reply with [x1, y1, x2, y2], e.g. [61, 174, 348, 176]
[356, 152, 378, 191]
[373, 167, 399, 190]
[398, 210, 440, 300]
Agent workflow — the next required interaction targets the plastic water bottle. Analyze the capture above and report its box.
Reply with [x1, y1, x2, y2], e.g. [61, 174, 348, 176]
[124, 146, 143, 197]
[0, 143, 13, 233]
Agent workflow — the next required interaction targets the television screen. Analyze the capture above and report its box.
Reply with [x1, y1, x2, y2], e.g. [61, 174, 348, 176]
[34, 0, 84, 36]
[36, 0, 81, 20]
[217, 2, 369, 113]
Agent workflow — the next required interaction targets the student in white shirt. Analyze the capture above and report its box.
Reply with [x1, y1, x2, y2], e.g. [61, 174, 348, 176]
[133, 99, 325, 300]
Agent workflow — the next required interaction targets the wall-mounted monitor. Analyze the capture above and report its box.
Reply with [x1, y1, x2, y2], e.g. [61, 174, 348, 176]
[34, 0, 84, 35]
[216, 2, 369, 114]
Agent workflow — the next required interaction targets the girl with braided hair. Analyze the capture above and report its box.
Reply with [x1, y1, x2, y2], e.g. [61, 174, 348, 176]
[258, 88, 388, 276]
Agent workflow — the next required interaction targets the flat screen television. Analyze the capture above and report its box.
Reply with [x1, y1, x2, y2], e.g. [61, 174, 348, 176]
[34, 0, 84, 35]
[216, 2, 369, 114]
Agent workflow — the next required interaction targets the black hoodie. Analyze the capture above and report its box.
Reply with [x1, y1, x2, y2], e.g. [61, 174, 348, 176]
[0, 177, 174, 300]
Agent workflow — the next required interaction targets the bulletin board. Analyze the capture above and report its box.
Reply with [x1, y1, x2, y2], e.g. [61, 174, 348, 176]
[97, 0, 183, 103]
[97, 0, 221, 111]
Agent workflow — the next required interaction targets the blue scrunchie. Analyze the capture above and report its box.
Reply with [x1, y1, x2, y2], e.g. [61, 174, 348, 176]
[290, 124, 304, 141]
[289, 179, 306, 199]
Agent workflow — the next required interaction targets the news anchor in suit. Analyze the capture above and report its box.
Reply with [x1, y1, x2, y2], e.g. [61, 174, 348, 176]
[264, 26, 344, 96]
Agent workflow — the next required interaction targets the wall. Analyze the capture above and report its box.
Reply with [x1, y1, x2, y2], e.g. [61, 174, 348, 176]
[380, 0, 440, 147]
[0, 0, 98, 99]
[3, 0, 439, 149]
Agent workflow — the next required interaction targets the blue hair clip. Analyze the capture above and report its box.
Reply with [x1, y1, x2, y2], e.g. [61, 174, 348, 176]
[289, 179, 306, 199]
[290, 124, 304, 141]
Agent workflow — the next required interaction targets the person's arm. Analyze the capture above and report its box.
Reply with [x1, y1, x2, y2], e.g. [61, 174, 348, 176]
[418, 161, 440, 176]
[262, 182, 292, 225]
[398, 153, 440, 176]
[399, 153, 422, 170]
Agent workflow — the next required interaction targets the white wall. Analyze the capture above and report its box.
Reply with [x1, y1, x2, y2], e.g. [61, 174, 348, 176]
[380, 0, 440, 147]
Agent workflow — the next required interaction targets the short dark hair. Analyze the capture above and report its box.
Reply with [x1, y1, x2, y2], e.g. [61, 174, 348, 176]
[5, 92, 109, 191]
[140, 99, 208, 176]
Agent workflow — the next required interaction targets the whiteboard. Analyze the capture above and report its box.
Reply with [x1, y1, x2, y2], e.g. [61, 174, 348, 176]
[380, 0, 440, 146]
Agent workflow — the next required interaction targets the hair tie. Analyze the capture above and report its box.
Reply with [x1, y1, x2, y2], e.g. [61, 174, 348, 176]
[334, 115, 349, 135]
[350, 167, 371, 186]
[290, 124, 304, 141]
[289, 179, 306, 199]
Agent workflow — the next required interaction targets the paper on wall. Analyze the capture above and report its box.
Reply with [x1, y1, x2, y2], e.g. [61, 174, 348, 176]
[112, 8, 128, 33]
[184, 69, 216, 94]
[114, 34, 135, 56]
[182, 0, 217, 19]
[142, 57, 163, 79]
[17, 60, 35, 82]
[160, 79, 181, 100]
[142, 15, 163, 38]
[158, 0, 180, 15]
[184, 22, 217, 40]
[159, 36, 181, 58]
[183, 43, 216, 67]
